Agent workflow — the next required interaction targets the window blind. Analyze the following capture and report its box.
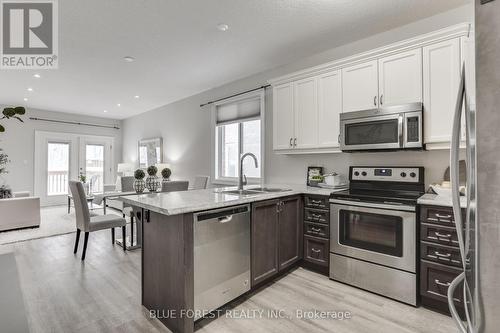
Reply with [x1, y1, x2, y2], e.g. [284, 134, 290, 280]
[216, 97, 261, 125]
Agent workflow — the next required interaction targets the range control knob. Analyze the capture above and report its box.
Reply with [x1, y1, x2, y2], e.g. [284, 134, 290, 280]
[410, 172, 416, 178]
[361, 171, 367, 176]
[354, 171, 360, 176]
[400, 172, 407, 178]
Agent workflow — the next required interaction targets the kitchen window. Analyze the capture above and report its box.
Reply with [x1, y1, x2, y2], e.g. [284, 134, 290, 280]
[213, 90, 265, 184]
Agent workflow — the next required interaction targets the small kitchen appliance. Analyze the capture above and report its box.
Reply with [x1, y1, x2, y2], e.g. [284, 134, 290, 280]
[329, 166, 424, 305]
[339, 102, 423, 152]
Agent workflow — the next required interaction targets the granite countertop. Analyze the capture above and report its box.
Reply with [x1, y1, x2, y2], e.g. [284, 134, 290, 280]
[417, 193, 467, 208]
[120, 184, 342, 216]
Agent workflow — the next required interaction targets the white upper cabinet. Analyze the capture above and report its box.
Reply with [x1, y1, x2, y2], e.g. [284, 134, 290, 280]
[378, 49, 422, 106]
[342, 60, 379, 112]
[294, 77, 318, 149]
[318, 70, 342, 148]
[423, 38, 461, 144]
[273, 83, 294, 150]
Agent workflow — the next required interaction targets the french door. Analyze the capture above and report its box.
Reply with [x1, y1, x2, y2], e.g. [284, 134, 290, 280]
[35, 131, 114, 206]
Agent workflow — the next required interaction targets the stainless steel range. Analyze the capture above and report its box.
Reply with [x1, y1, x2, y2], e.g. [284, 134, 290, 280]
[329, 166, 424, 306]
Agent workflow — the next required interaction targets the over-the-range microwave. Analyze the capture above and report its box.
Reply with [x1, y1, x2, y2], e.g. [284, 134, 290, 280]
[339, 102, 424, 152]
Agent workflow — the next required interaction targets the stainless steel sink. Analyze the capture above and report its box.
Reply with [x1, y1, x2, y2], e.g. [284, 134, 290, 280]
[221, 189, 264, 196]
[219, 187, 291, 196]
[249, 187, 291, 193]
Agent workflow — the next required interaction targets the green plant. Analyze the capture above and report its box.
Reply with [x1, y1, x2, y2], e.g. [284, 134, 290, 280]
[0, 106, 25, 133]
[161, 167, 171, 179]
[147, 165, 158, 176]
[79, 174, 87, 183]
[0, 148, 9, 175]
[134, 169, 145, 180]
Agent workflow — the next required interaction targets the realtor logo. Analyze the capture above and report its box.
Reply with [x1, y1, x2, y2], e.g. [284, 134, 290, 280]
[1, 0, 58, 69]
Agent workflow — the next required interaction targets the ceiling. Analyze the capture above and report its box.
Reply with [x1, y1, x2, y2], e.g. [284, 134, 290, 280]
[0, 0, 469, 119]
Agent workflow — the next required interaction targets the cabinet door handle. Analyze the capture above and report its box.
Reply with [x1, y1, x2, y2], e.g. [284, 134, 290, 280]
[435, 251, 452, 258]
[311, 248, 321, 253]
[434, 279, 451, 287]
[294, 138, 297, 146]
[436, 213, 452, 219]
[289, 138, 293, 147]
[374, 95, 377, 106]
[380, 94, 384, 105]
[435, 232, 452, 238]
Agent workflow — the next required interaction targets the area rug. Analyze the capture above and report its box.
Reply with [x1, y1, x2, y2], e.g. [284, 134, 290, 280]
[0, 205, 124, 245]
[0, 253, 30, 333]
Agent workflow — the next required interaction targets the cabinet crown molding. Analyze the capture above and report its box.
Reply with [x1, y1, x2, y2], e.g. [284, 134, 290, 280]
[268, 23, 471, 86]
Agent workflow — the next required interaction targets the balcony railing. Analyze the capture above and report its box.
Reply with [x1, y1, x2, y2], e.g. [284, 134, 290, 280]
[47, 170, 68, 195]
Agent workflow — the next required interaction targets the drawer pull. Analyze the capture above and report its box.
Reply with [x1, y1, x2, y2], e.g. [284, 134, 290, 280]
[311, 213, 322, 218]
[310, 200, 323, 206]
[435, 251, 452, 258]
[310, 227, 322, 233]
[435, 213, 452, 219]
[435, 279, 451, 287]
[311, 248, 321, 253]
[435, 232, 452, 238]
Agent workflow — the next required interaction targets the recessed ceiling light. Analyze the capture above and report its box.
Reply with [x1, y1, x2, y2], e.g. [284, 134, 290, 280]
[217, 23, 229, 32]
[23, 97, 28, 101]
[123, 56, 135, 62]
[33, 73, 41, 78]
[134, 95, 140, 99]
[27, 87, 33, 92]
[117, 103, 121, 107]
[103, 110, 108, 113]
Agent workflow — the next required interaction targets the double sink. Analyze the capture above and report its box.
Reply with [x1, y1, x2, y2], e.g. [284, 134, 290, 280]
[219, 187, 291, 196]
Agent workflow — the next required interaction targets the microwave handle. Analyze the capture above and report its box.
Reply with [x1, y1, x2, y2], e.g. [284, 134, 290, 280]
[398, 114, 404, 148]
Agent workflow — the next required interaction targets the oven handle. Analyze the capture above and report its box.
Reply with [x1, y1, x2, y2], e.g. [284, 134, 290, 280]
[329, 198, 415, 212]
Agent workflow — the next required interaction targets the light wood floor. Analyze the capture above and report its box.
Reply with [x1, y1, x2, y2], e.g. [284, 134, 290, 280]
[0, 230, 456, 333]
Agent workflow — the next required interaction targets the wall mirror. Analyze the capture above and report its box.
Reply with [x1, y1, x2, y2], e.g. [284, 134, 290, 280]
[138, 137, 162, 168]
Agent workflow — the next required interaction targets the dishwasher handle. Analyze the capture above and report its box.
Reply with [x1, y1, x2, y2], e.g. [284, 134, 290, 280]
[195, 205, 250, 223]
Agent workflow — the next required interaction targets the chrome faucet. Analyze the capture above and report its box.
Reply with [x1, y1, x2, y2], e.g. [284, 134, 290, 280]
[238, 153, 258, 190]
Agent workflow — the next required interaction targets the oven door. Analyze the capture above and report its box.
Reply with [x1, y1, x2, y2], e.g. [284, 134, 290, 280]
[330, 199, 416, 273]
[340, 114, 403, 151]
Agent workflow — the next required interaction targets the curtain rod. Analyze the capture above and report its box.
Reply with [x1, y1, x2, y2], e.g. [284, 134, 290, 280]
[29, 117, 120, 130]
[200, 84, 270, 108]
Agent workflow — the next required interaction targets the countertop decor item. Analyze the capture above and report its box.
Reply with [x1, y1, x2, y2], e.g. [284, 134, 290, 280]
[161, 167, 172, 181]
[146, 166, 160, 192]
[307, 166, 323, 187]
[322, 172, 347, 187]
[133, 169, 146, 193]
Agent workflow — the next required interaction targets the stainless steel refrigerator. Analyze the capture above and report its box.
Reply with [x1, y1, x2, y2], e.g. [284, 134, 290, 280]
[448, 1, 500, 332]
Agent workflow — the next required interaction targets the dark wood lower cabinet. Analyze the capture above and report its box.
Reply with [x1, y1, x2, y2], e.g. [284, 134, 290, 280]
[304, 235, 329, 266]
[251, 196, 301, 287]
[251, 199, 280, 286]
[278, 196, 302, 270]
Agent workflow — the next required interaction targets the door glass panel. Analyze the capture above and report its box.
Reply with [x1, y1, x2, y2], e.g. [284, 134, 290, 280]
[339, 209, 403, 257]
[85, 144, 104, 193]
[47, 142, 69, 196]
[345, 119, 399, 145]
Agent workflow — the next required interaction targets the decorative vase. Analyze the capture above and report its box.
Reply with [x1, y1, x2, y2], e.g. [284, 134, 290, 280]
[146, 175, 160, 192]
[134, 179, 146, 193]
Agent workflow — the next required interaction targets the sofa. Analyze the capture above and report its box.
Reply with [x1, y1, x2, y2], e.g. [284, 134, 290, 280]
[0, 193, 41, 232]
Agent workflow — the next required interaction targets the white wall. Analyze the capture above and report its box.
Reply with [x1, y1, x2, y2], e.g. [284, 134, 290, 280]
[0, 106, 122, 194]
[122, 5, 472, 187]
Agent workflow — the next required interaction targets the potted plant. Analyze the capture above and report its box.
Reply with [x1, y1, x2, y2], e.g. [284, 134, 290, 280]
[161, 167, 172, 183]
[0, 149, 12, 199]
[0, 106, 25, 133]
[133, 169, 146, 193]
[145, 165, 160, 192]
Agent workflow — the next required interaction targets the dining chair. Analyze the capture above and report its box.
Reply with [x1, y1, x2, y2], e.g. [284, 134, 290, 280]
[192, 175, 210, 189]
[69, 181, 127, 260]
[161, 180, 189, 192]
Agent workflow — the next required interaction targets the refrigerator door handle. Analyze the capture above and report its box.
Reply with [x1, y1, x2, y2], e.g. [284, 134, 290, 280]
[448, 272, 468, 333]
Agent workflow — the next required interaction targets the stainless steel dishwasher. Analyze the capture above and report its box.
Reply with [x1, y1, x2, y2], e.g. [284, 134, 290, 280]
[193, 204, 251, 319]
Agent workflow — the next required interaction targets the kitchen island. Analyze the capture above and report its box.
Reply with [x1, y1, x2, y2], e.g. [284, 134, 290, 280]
[120, 185, 338, 333]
